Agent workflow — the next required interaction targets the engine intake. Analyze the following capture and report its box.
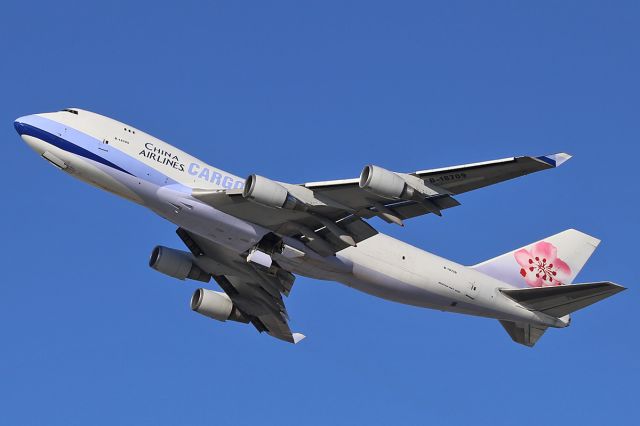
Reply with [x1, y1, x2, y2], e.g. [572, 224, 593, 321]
[149, 246, 210, 282]
[243, 174, 306, 210]
[190, 288, 248, 323]
[359, 165, 416, 200]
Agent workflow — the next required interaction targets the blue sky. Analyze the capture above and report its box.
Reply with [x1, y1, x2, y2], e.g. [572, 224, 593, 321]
[1, 1, 638, 424]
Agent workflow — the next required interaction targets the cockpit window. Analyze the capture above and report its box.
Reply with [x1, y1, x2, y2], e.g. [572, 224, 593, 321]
[60, 109, 79, 115]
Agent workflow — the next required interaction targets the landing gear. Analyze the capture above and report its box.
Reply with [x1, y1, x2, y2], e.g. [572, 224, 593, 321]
[246, 233, 284, 268]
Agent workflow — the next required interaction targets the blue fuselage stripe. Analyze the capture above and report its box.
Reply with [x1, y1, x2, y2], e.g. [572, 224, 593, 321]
[16, 122, 134, 176]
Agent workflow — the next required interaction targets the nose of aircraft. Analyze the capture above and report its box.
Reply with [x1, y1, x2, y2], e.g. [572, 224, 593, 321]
[14, 116, 30, 136]
[14, 115, 46, 153]
[14, 115, 39, 154]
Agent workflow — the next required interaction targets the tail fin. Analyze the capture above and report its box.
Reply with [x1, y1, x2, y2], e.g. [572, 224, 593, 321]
[499, 321, 548, 347]
[471, 229, 600, 288]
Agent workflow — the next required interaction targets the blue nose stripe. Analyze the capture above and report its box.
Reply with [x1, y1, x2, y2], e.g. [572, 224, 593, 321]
[14, 120, 27, 135]
[16, 122, 133, 176]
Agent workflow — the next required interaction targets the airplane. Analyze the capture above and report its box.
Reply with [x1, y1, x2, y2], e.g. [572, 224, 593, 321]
[14, 108, 626, 347]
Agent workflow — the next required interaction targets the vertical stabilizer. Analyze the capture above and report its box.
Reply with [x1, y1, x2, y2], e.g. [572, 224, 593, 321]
[499, 321, 547, 347]
[472, 229, 600, 288]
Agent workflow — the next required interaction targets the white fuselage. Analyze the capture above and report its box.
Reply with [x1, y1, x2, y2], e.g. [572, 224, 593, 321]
[14, 109, 566, 329]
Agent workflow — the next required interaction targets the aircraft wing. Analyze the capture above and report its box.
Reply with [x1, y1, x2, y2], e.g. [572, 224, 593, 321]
[177, 228, 304, 344]
[304, 152, 572, 221]
[193, 153, 570, 256]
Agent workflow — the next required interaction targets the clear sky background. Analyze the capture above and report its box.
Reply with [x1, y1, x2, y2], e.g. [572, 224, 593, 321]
[1, 1, 638, 425]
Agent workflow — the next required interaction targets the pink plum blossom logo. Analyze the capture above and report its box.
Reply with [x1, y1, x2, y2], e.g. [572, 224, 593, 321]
[514, 241, 571, 287]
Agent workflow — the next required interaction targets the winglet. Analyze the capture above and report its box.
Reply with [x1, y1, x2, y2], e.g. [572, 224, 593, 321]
[292, 333, 306, 344]
[536, 152, 572, 167]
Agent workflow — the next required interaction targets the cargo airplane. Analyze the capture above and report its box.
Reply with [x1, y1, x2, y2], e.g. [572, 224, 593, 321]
[14, 108, 626, 346]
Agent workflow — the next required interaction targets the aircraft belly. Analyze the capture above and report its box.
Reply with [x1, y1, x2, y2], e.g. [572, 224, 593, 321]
[77, 164, 270, 256]
[153, 191, 268, 254]
[344, 261, 449, 308]
[334, 234, 515, 319]
[21, 134, 145, 204]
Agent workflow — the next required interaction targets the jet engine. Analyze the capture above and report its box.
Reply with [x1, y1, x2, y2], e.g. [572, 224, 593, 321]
[190, 288, 248, 323]
[359, 165, 433, 200]
[359, 165, 409, 199]
[242, 174, 306, 210]
[149, 246, 210, 282]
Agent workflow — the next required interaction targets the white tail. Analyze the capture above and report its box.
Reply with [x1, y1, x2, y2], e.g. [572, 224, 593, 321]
[471, 229, 600, 288]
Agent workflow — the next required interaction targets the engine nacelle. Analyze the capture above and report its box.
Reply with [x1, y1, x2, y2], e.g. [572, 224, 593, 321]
[359, 164, 414, 199]
[242, 174, 306, 210]
[149, 246, 210, 282]
[190, 288, 248, 323]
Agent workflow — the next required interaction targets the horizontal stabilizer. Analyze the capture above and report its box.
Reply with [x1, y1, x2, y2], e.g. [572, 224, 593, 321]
[501, 282, 626, 318]
[292, 333, 306, 344]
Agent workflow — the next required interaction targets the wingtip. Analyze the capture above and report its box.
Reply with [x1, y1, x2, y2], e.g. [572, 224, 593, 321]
[292, 333, 306, 344]
[537, 152, 572, 167]
[609, 282, 628, 292]
[553, 152, 572, 166]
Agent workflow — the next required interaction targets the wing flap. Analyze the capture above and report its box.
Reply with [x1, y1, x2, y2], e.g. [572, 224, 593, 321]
[374, 195, 462, 221]
[313, 213, 378, 251]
